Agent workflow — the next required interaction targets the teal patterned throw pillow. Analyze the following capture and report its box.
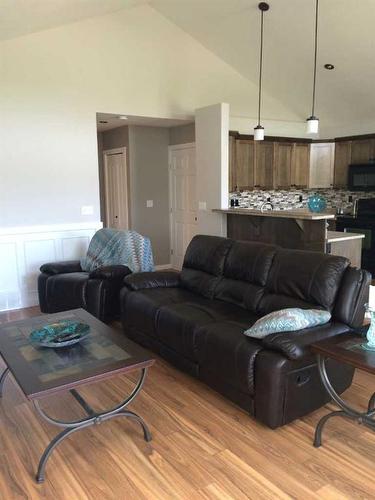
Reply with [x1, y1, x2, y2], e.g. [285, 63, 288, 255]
[244, 308, 331, 339]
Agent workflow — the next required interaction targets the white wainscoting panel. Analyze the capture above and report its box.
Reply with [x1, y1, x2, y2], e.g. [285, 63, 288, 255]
[0, 222, 102, 312]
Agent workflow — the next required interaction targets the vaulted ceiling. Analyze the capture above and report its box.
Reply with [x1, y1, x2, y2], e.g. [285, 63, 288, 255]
[1, 0, 375, 136]
[0, 0, 146, 40]
[151, 0, 375, 136]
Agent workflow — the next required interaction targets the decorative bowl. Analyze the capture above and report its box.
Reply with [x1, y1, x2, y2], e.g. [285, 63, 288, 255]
[307, 194, 327, 213]
[29, 321, 90, 348]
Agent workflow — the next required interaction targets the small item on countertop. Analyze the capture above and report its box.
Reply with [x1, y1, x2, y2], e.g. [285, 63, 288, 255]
[307, 194, 327, 213]
[235, 199, 239, 207]
[29, 321, 90, 348]
[230, 199, 235, 207]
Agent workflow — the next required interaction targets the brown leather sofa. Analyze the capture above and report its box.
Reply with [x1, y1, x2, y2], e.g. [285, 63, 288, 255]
[120, 235, 370, 428]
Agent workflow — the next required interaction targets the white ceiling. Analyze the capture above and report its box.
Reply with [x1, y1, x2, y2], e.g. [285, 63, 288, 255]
[0, 0, 146, 40]
[151, 0, 375, 133]
[2, 0, 375, 135]
[96, 113, 193, 132]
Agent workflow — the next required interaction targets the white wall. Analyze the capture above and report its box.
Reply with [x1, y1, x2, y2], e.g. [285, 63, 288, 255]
[0, 4, 283, 230]
[128, 125, 170, 265]
[195, 103, 229, 237]
[0, 222, 102, 311]
[229, 116, 308, 138]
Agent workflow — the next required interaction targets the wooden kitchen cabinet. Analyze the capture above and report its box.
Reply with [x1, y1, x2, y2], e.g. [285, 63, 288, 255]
[254, 141, 274, 189]
[229, 135, 237, 191]
[351, 139, 375, 164]
[334, 141, 352, 188]
[309, 143, 335, 188]
[234, 139, 254, 190]
[274, 143, 292, 188]
[291, 143, 310, 188]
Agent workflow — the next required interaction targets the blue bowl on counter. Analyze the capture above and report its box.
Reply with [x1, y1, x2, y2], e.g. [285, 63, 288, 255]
[307, 194, 327, 213]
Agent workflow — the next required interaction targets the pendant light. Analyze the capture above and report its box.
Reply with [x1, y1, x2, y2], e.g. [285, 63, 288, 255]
[254, 2, 269, 141]
[306, 0, 319, 134]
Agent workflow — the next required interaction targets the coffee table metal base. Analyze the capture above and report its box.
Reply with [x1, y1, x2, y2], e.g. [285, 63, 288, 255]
[314, 355, 375, 447]
[0, 367, 151, 483]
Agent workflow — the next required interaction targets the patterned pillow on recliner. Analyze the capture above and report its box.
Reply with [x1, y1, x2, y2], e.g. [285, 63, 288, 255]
[244, 308, 331, 339]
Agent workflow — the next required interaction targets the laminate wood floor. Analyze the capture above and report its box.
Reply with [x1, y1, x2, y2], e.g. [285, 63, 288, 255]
[0, 307, 374, 499]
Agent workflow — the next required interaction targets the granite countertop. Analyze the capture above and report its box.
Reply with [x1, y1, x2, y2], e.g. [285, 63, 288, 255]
[213, 208, 335, 221]
[326, 231, 365, 243]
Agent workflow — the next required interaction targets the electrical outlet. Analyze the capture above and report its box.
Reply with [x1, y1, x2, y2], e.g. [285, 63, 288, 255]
[198, 201, 207, 210]
[81, 205, 94, 215]
[146, 200, 153, 208]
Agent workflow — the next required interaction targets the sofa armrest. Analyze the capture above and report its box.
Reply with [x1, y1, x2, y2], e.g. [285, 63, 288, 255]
[40, 260, 82, 275]
[124, 271, 180, 290]
[89, 265, 131, 280]
[261, 322, 350, 360]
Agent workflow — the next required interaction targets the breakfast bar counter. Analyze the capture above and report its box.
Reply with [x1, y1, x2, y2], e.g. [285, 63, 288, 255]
[213, 208, 335, 221]
[214, 207, 334, 252]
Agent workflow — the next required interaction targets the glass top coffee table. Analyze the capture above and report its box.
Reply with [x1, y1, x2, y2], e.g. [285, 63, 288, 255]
[0, 308, 155, 483]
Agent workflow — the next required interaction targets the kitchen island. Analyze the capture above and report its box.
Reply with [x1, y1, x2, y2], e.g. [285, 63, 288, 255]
[326, 231, 365, 268]
[213, 208, 335, 252]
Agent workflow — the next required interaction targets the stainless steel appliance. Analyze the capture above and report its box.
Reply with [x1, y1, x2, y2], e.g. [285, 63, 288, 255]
[336, 198, 375, 276]
[348, 163, 375, 191]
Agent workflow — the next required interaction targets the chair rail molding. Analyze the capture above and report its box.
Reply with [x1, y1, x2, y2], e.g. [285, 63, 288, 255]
[0, 222, 103, 311]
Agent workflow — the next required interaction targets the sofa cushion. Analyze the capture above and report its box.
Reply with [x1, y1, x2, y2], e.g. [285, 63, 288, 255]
[244, 308, 331, 339]
[259, 249, 349, 315]
[44, 272, 89, 312]
[121, 287, 196, 337]
[156, 298, 256, 360]
[194, 321, 263, 395]
[214, 241, 277, 312]
[180, 235, 233, 298]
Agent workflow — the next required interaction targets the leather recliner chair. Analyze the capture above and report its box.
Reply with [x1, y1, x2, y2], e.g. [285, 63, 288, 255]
[120, 235, 371, 428]
[38, 260, 131, 322]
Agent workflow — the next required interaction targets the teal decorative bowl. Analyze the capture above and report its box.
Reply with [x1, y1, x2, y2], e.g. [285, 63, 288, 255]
[307, 194, 327, 213]
[30, 321, 90, 348]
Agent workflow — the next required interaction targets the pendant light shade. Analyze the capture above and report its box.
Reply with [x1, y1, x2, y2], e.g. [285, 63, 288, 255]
[254, 125, 265, 141]
[306, 116, 319, 134]
[306, 0, 319, 134]
[254, 2, 269, 141]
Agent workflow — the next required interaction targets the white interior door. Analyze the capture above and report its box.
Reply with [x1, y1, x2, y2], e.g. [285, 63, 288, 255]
[103, 148, 129, 229]
[169, 144, 197, 269]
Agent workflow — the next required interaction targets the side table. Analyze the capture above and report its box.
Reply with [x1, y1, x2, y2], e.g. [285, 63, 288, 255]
[311, 332, 375, 447]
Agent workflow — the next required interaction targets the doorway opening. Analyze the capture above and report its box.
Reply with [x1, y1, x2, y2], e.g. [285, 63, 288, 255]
[96, 112, 195, 268]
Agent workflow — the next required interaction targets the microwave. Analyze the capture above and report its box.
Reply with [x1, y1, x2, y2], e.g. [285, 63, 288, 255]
[348, 163, 375, 191]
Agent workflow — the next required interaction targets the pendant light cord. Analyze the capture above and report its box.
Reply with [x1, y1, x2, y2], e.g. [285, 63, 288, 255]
[311, 0, 319, 117]
[257, 9, 264, 126]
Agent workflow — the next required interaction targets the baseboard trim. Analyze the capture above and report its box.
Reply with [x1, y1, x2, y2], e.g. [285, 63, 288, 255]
[154, 264, 172, 271]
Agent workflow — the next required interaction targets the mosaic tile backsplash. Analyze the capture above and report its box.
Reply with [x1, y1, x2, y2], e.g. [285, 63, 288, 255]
[229, 189, 375, 213]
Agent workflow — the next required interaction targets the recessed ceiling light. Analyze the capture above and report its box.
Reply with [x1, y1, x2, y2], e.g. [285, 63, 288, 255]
[324, 64, 335, 70]
[118, 115, 128, 120]
[99, 120, 108, 124]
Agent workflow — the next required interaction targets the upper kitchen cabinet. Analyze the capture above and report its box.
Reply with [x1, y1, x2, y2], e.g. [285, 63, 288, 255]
[254, 141, 274, 189]
[274, 143, 292, 189]
[309, 143, 335, 188]
[350, 138, 375, 164]
[291, 143, 310, 188]
[334, 141, 352, 188]
[234, 139, 254, 190]
[229, 135, 237, 192]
